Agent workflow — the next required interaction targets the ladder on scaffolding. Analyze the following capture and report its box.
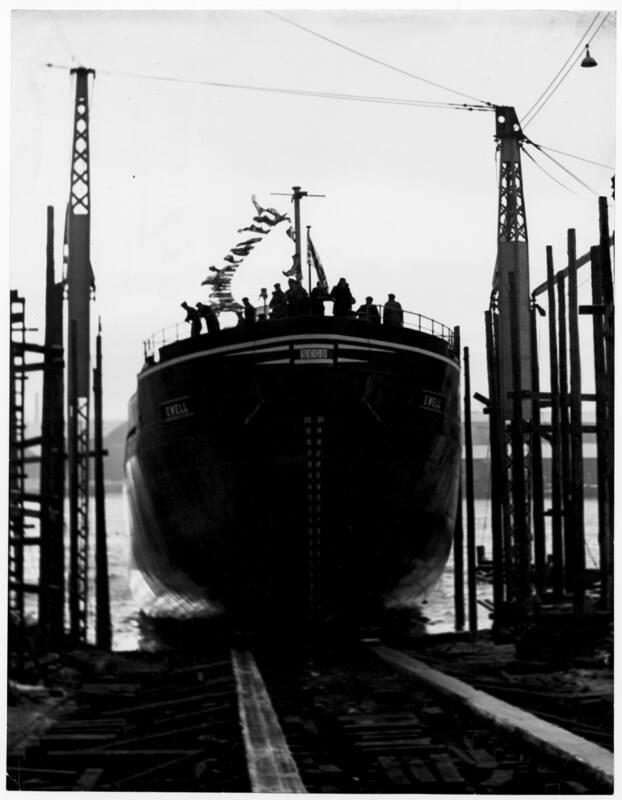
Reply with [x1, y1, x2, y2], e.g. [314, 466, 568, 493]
[9, 291, 42, 671]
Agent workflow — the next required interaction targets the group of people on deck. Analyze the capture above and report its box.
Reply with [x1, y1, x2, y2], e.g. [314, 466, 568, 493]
[180, 301, 221, 337]
[182, 277, 403, 336]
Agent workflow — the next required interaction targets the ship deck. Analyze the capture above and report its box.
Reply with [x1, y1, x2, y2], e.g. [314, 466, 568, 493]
[146, 314, 458, 369]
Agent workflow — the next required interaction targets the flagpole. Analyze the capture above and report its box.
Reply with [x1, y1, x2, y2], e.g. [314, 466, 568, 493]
[306, 226, 312, 294]
[271, 186, 325, 287]
[292, 186, 305, 284]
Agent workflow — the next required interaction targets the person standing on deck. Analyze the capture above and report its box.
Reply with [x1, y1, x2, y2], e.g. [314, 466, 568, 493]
[285, 279, 308, 316]
[181, 301, 201, 337]
[294, 281, 309, 315]
[330, 278, 356, 317]
[269, 283, 287, 319]
[383, 294, 404, 327]
[310, 282, 329, 317]
[357, 297, 381, 323]
[242, 297, 257, 323]
[196, 302, 221, 334]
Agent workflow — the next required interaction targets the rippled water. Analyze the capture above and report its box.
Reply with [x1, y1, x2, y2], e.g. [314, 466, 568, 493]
[23, 490, 601, 651]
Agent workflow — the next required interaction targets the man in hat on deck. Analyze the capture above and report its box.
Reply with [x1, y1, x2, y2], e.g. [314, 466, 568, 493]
[357, 296, 381, 323]
[383, 294, 404, 327]
[269, 282, 287, 319]
[181, 301, 201, 337]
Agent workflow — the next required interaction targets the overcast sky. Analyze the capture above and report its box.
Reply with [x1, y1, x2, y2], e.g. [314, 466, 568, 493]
[8, 4, 617, 422]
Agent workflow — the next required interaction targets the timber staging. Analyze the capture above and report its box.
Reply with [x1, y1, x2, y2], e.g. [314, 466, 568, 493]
[7, 629, 613, 793]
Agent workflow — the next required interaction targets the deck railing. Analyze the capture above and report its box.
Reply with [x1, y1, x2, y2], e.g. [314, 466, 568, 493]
[143, 307, 455, 360]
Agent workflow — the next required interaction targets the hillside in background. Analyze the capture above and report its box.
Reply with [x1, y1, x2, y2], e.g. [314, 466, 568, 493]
[103, 421, 127, 486]
[22, 416, 599, 497]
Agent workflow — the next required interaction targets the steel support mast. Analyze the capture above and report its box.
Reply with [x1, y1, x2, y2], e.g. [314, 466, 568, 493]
[66, 66, 96, 643]
[488, 106, 533, 618]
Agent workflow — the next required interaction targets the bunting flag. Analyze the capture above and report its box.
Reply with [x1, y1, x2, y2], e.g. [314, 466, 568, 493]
[252, 195, 290, 224]
[307, 230, 328, 290]
[201, 266, 232, 288]
[266, 207, 290, 223]
[253, 214, 283, 227]
[231, 246, 254, 256]
[238, 224, 270, 235]
[204, 194, 291, 311]
[282, 253, 302, 282]
[251, 194, 264, 215]
[202, 274, 230, 288]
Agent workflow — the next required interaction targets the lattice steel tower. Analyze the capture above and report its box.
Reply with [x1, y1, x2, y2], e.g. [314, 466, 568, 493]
[488, 106, 533, 614]
[66, 66, 96, 642]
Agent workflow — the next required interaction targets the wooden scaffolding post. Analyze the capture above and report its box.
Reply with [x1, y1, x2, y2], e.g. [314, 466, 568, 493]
[546, 247, 564, 600]
[588, 246, 613, 610]
[94, 320, 111, 649]
[529, 299, 546, 594]
[39, 206, 66, 646]
[509, 272, 531, 611]
[597, 197, 614, 560]
[485, 309, 506, 618]
[463, 346, 478, 631]
[453, 327, 465, 632]
[567, 229, 585, 616]
[556, 272, 573, 591]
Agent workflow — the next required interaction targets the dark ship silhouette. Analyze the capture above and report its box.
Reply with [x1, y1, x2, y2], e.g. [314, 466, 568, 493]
[125, 191, 461, 633]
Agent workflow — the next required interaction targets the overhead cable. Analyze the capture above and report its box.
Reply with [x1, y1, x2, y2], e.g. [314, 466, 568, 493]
[522, 12, 609, 129]
[266, 10, 494, 108]
[44, 63, 490, 111]
[521, 145, 579, 195]
[521, 12, 601, 126]
[535, 143, 614, 171]
[46, 10, 79, 65]
[524, 141, 598, 195]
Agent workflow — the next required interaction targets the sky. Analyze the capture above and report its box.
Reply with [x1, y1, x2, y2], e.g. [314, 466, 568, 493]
[8, 4, 617, 423]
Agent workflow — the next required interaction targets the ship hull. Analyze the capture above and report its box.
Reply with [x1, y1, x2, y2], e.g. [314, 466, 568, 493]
[125, 317, 461, 631]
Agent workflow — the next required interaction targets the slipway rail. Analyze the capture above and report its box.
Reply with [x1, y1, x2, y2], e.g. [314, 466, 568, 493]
[370, 645, 614, 793]
[232, 649, 306, 793]
[7, 642, 612, 792]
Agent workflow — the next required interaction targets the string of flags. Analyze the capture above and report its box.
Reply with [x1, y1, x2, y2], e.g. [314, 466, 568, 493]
[201, 195, 329, 310]
[201, 195, 290, 311]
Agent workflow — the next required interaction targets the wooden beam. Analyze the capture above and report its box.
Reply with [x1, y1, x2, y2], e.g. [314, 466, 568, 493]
[371, 646, 613, 792]
[531, 234, 614, 297]
[567, 228, 585, 615]
[232, 649, 306, 793]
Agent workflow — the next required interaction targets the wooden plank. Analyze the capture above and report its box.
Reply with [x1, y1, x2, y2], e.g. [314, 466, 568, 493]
[6, 768, 77, 778]
[371, 646, 613, 792]
[96, 720, 224, 749]
[377, 756, 411, 785]
[99, 689, 224, 717]
[171, 658, 232, 675]
[39, 733, 117, 749]
[430, 753, 466, 787]
[112, 751, 205, 789]
[73, 767, 103, 790]
[405, 757, 437, 785]
[531, 234, 614, 297]
[231, 649, 306, 793]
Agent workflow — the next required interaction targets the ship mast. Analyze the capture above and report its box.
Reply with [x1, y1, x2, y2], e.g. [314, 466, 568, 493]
[272, 185, 325, 291]
[292, 185, 306, 276]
